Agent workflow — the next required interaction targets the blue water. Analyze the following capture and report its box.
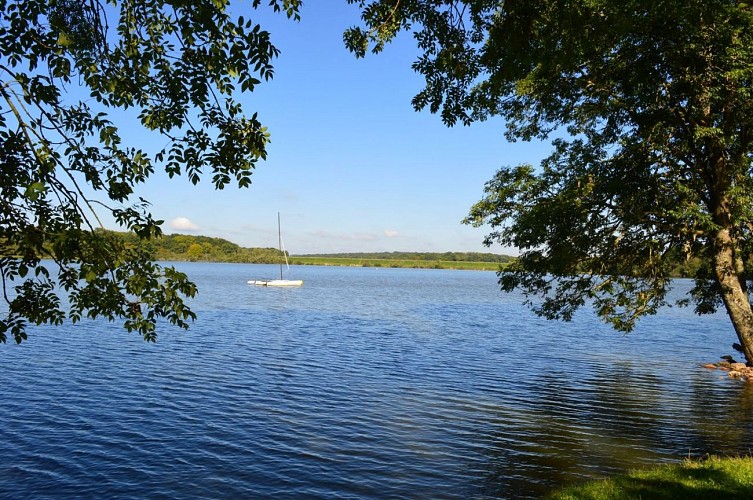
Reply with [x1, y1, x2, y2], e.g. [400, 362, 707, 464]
[2, 263, 751, 498]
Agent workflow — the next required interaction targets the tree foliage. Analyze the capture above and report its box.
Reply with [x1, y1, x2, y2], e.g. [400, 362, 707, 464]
[300, 251, 514, 263]
[111, 230, 284, 263]
[346, 1, 753, 361]
[0, 0, 301, 343]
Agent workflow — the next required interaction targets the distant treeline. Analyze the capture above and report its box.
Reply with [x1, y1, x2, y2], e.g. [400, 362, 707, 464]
[114, 232, 283, 263]
[109, 233, 515, 266]
[298, 252, 515, 263]
[5, 230, 704, 276]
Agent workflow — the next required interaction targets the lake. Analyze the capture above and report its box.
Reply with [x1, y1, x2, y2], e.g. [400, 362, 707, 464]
[1, 263, 752, 498]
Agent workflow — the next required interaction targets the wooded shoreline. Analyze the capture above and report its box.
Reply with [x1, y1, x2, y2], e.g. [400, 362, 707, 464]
[2, 230, 707, 275]
[137, 233, 702, 275]
[109, 232, 514, 270]
[288, 256, 504, 271]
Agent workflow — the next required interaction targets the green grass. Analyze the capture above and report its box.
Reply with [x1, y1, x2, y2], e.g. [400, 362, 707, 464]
[546, 456, 753, 499]
[289, 256, 504, 271]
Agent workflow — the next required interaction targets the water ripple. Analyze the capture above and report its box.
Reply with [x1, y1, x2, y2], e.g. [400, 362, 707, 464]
[2, 264, 752, 498]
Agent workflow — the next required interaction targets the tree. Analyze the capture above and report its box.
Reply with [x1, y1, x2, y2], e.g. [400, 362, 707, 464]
[185, 243, 205, 262]
[345, 1, 753, 362]
[0, 0, 301, 343]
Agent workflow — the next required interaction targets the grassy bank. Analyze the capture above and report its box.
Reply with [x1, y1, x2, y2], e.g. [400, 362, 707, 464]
[289, 256, 505, 271]
[547, 455, 753, 499]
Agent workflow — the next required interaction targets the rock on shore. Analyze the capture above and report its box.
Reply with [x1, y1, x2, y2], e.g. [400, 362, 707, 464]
[703, 361, 753, 381]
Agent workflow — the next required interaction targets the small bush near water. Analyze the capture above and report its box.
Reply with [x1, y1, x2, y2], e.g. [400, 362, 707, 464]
[546, 456, 753, 499]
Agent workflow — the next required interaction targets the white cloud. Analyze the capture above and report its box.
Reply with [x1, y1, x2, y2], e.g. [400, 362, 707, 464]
[170, 217, 200, 232]
[384, 229, 400, 238]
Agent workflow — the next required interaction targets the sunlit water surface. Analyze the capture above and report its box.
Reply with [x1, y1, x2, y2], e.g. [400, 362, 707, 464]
[2, 263, 752, 498]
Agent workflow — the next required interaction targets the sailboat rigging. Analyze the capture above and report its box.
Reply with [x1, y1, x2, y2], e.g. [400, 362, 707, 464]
[247, 213, 303, 287]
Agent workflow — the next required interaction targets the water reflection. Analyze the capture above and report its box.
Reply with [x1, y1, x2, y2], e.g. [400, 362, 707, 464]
[2, 265, 752, 499]
[689, 373, 753, 453]
[474, 362, 753, 498]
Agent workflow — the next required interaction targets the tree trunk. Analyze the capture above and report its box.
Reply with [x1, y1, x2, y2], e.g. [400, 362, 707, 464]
[712, 225, 753, 365]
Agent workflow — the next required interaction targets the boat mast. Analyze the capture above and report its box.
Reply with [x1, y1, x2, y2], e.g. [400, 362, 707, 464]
[278, 212, 283, 280]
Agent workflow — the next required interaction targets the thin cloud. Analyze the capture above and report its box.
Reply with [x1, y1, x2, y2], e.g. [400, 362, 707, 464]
[170, 217, 200, 232]
[310, 230, 377, 241]
[384, 229, 400, 238]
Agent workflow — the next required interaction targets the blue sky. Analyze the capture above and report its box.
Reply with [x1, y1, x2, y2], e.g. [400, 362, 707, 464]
[121, 3, 551, 255]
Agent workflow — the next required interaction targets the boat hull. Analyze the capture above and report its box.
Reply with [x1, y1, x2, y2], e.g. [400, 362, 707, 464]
[247, 279, 304, 287]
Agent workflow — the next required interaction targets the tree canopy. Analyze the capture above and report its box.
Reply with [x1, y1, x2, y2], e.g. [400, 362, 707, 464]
[109, 230, 285, 263]
[346, 1, 753, 362]
[0, 0, 301, 343]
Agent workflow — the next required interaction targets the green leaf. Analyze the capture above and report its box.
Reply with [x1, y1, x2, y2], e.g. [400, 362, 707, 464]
[25, 182, 46, 201]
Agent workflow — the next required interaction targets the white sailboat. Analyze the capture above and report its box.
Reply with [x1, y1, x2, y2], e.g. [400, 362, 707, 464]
[248, 213, 303, 287]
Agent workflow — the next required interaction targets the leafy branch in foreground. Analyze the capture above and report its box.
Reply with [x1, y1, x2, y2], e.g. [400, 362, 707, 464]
[347, 0, 753, 362]
[0, 0, 301, 343]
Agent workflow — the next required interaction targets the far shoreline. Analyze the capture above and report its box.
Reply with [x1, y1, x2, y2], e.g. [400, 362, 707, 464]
[289, 256, 503, 271]
[160, 257, 505, 272]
